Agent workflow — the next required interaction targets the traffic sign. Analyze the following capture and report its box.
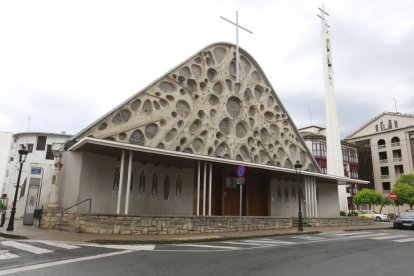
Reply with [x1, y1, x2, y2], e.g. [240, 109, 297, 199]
[236, 165, 246, 177]
[389, 192, 398, 200]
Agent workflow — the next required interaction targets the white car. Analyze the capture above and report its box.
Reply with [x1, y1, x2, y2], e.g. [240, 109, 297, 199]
[357, 210, 390, 221]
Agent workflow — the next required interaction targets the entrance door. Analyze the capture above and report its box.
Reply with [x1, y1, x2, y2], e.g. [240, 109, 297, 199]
[222, 177, 244, 216]
[23, 178, 40, 225]
[247, 174, 268, 216]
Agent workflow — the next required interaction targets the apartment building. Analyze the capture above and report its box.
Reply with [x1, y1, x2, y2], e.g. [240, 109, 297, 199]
[299, 125, 360, 210]
[346, 112, 414, 195]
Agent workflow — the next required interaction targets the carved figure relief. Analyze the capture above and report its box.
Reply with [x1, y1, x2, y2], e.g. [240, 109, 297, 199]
[151, 172, 158, 199]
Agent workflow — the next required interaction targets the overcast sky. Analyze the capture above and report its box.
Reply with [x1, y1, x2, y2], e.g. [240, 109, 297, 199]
[1, 0, 413, 139]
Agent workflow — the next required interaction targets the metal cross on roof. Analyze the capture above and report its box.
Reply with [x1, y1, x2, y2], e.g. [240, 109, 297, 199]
[220, 11, 253, 83]
[317, 5, 330, 32]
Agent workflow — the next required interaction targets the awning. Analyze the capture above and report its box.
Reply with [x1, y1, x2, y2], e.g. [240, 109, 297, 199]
[69, 137, 369, 186]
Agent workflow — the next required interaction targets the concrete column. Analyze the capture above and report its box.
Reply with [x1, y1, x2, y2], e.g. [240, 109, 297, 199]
[124, 151, 133, 214]
[208, 162, 212, 216]
[197, 161, 200, 216]
[48, 143, 65, 208]
[203, 162, 207, 216]
[304, 176, 318, 218]
[116, 150, 125, 214]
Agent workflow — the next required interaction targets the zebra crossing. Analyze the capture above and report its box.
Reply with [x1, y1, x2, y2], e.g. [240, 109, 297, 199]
[0, 240, 80, 260]
[1, 230, 414, 258]
[0, 240, 156, 260]
[158, 230, 414, 252]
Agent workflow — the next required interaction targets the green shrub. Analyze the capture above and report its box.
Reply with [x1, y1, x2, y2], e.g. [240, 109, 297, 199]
[340, 210, 347, 216]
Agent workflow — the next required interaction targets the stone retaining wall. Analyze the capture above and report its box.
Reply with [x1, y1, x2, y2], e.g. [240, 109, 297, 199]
[40, 210, 375, 235]
[303, 217, 375, 227]
[76, 214, 292, 235]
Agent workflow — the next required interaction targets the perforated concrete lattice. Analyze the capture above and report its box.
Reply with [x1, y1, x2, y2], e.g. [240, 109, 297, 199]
[78, 43, 317, 172]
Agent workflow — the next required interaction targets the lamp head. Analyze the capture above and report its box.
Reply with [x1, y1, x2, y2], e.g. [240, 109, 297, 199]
[18, 146, 30, 163]
[294, 161, 302, 174]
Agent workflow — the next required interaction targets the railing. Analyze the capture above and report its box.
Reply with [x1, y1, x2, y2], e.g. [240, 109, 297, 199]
[61, 198, 92, 214]
[378, 144, 386, 149]
[391, 142, 401, 147]
[379, 159, 388, 164]
[381, 175, 390, 179]
[393, 157, 403, 163]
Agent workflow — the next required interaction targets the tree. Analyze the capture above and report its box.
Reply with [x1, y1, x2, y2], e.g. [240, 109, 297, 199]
[393, 182, 414, 209]
[379, 196, 392, 213]
[395, 174, 414, 186]
[353, 189, 383, 210]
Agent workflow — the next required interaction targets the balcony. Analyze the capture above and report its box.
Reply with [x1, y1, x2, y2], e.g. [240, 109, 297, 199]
[378, 144, 386, 150]
[393, 157, 403, 163]
[391, 142, 401, 147]
[379, 159, 388, 164]
[381, 175, 390, 179]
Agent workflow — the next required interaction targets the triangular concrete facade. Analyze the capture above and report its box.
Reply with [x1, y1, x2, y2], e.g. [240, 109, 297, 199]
[74, 42, 320, 172]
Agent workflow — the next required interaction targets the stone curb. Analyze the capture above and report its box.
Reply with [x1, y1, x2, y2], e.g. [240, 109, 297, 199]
[88, 231, 322, 245]
[0, 232, 29, 240]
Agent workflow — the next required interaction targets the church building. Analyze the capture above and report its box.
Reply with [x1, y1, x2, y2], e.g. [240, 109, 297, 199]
[43, 43, 367, 234]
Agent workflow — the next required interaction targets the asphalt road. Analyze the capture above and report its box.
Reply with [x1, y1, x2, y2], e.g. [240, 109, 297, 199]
[1, 229, 414, 275]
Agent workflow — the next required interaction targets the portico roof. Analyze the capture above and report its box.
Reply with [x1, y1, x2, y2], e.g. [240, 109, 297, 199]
[69, 137, 369, 186]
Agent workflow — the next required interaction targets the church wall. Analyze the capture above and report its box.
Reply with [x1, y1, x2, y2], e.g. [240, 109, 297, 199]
[59, 151, 83, 209]
[78, 151, 117, 213]
[75, 151, 194, 215]
[127, 163, 194, 215]
[317, 183, 340, 217]
[270, 178, 299, 217]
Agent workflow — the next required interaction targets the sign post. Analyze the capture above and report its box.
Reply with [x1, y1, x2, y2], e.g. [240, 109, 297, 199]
[236, 165, 246, 232]
[389, 192, 398, 218]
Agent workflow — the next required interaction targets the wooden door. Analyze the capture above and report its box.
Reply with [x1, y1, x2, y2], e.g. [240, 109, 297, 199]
[247, 175, 268, 216]
[222, 177, 242, 216]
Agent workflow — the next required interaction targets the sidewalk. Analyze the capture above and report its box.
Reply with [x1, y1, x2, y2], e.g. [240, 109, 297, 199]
[0, 220, 394, 244]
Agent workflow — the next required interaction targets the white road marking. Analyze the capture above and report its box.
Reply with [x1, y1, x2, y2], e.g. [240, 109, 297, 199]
[0, 250, 19, 260]
[392, 237, 414, 242]
[371, 235, 409, 240]
[175, 244, 240, 250]
[290, 235, 326, 241]
[0, 250, 132, 276]
[347, 233, 388, 239]
[26, 240, 80, 250]
[0, 241, 53, 254]
[328, 231, 373, 236]
[243, 239, 296, 245]
[222, 241, 263, 246]
[79, 244, 155, 251]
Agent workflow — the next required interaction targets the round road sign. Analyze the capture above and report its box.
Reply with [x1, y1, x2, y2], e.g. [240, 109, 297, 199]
[236, 165, 246, 178]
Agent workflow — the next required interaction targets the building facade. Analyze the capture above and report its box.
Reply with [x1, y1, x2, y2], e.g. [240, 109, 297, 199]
[300, 126, 360, 210]
[2, 132, 72, 224]
[40, 43, 367, 235]
[346, 112, 414, 195]
[0, 131, 13, 196]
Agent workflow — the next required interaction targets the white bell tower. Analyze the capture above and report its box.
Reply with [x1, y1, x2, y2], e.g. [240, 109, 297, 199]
[318, 6, 348, 212]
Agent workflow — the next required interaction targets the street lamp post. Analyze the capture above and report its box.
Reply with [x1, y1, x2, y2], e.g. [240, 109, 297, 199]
[7, 146, 29, 231]
[294, 161, 303, 232]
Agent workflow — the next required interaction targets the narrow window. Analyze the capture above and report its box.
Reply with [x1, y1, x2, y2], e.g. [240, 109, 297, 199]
[394, 120, 398, 128]
[36, 136, 47, 151]
[46, 145, 54, 160]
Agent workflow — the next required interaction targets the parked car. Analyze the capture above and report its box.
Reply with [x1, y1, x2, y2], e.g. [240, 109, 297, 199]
[394, 210, 414, 229]
[357, 210, 390, 221]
